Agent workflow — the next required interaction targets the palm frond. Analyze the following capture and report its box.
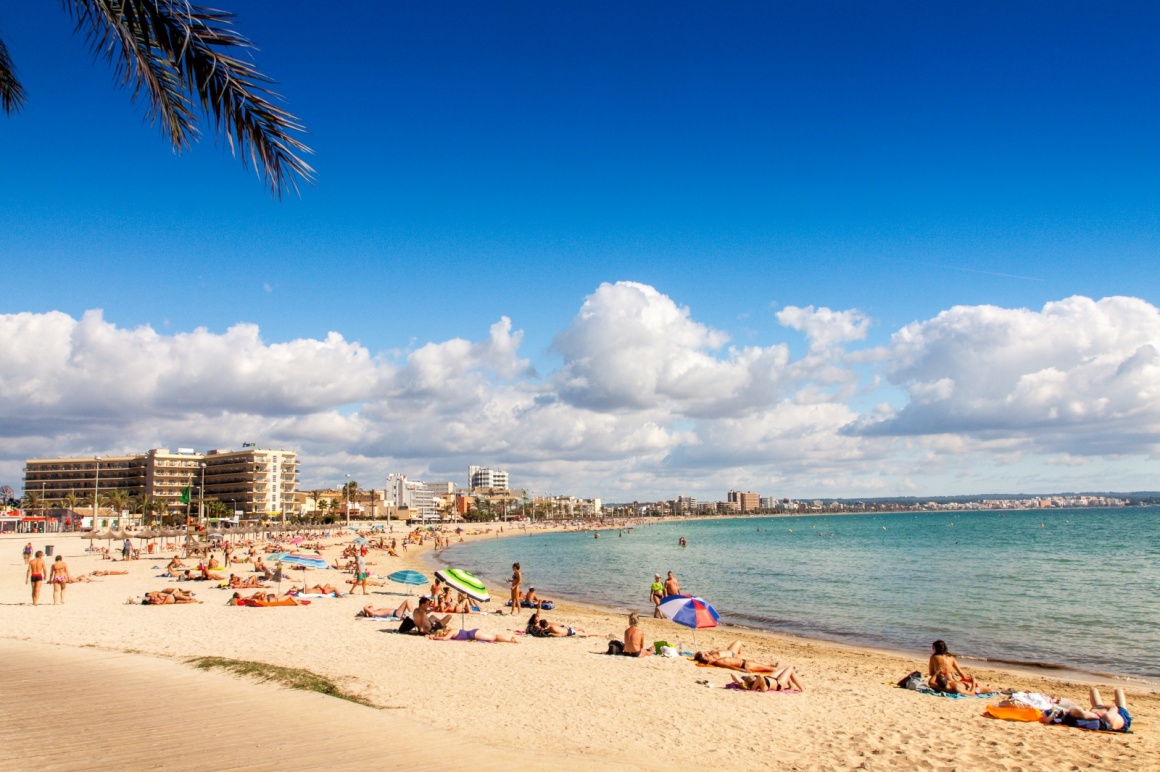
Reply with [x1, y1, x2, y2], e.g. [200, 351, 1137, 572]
[64, 0, 314, 197]
[0, 35, 29, 114]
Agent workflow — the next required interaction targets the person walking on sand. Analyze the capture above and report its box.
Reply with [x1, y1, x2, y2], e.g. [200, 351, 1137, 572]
[508, 563, 522, 615]
[663, 571, 681, 597]
[650, 573, 664, 618]
[26, 550, 47, 605]
[352, 552, 369, 595]
[22, 542, 33, 565]
[122, 538, 132, 561]
[50, 555, 71, 605]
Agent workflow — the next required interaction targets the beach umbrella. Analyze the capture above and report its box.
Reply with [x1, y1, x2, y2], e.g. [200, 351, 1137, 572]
[434, 568, 489, 629]
[352, 536, 368, 545]
[657, 595, 719, 648]
[387, 569, 428, 594]
[434, 568, 489, 603]
[275, 553, 330, 592]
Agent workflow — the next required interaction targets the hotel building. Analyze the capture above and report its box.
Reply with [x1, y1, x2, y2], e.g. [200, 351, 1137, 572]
[23, 447, 299, 518]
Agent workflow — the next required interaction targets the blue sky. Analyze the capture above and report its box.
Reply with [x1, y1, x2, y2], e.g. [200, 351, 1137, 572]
[2, 3, 1159, 499]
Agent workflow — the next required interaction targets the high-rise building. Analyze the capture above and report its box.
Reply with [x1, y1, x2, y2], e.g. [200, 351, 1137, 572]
[468, 466, 509, 490]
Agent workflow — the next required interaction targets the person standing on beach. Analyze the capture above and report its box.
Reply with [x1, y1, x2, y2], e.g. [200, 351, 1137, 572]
[122, 538, 132, 561]
[50, 555, 71, 604]
[22, 542, 33, 565]
[650, 574, 664, 617]
[508, 563, 522, 615]
[353, 552, 369, 595]
[663, 571, 681, 597]
[26, 550, 47, 605]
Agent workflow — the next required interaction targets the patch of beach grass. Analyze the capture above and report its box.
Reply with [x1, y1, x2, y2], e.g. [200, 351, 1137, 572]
[187, 656, 375, 707]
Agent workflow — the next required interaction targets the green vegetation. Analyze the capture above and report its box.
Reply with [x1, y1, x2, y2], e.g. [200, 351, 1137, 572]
[188, 656, 374, 707]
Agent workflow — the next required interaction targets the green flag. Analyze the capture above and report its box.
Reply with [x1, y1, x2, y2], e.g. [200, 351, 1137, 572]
[179, 486, 192, 504]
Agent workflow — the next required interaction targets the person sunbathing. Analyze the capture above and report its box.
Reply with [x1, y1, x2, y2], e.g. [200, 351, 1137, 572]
[302, 584, 343, 595]
[1046, 687, 1131, 732]
[927, 639, 982, 694]
[228, 574, 268, 589]
[144, 588, 199, 604]
[693, 646, 779, 673]
[198, 567, 225, 581]
[91, 569, 128, 576]
[428, 627, 519, 643]
[695, 641, 744, 661]
[536, 618, 589, 637]
[68, 574, 94, 583]
[245, 591, 299, 604]
[358, 598, 417, 618]
[730, 666, 805, 692]
[606, 612, 652, 656]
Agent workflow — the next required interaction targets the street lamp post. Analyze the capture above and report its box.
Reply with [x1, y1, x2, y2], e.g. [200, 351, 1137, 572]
[198, 463, 206, 527]
[345, 474, 351, 527]
[93, 456, 101, 530]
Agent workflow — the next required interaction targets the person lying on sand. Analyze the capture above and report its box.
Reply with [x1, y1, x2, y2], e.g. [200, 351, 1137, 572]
[536, 618, 590, 637]
[1046, 687, 1132, 732]
[358, 598, 417, 618]
[198, 567, 225, 581]
[693, 646, 779, 673]
[730, 667, 804, 692]
[606, 612, 652, 656]
[301, 584, 344, 596]
[143, 588, 200, 604]
[91, 570, 128, 576]
[227, 574, 269, 589]
[244, 591, 300, 605]
[927, 639, 984, 694]
[428, 627, 519, 643]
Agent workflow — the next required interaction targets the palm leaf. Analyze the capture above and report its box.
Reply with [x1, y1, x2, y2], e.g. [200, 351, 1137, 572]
[0, 35, 28, 114]
[64, 0, 313, 197]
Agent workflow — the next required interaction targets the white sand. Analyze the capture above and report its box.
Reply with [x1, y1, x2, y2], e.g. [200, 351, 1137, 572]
[2, 530, 1156, 770]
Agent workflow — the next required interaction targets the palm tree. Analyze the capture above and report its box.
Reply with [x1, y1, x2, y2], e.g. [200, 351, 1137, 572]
[62, 491, 80, 512]
[0, 1, 312, 197]
[22, 491, 41, 513]
[106, 489, 130, 519]
[309, 489, 323, 523]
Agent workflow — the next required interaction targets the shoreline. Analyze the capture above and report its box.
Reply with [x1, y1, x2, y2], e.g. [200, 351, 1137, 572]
[3, 527, 1157, 770]
[426, 520, 1160, 692]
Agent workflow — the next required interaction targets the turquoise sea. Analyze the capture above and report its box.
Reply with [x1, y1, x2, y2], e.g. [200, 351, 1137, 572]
[439, 507, 1160, 680]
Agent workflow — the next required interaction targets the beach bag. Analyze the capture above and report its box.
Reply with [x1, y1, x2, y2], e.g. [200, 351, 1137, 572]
[897, 671, 924, 690]
[653, 640, 671, 654]
[606, 640, 625, 655]
[398, 617, 416, 633]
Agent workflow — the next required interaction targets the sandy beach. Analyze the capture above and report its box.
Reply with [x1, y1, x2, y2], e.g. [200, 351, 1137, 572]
[2, 528, 1156, 771]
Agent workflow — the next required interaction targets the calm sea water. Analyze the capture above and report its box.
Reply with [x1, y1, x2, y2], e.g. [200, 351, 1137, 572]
[440, 507, 1160, 680]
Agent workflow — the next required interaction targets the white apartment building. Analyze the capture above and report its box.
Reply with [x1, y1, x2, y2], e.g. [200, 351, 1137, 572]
[468, 466, 509, 490]
[384, 473, 438, 520]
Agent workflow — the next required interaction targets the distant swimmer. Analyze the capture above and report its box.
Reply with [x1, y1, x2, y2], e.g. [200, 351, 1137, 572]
[594, 532, 599, 539]
[678, 537, 687, 547]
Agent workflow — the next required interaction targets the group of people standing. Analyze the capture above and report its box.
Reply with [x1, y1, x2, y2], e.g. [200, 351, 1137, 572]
[22, 542, 72, 605]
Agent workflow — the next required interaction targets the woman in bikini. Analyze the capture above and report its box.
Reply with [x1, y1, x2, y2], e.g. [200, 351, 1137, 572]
[928, 640, 982, 695]
[508, 563, 522, 616]
[428, 626, 519, 643]
[49, 555, 71, 605]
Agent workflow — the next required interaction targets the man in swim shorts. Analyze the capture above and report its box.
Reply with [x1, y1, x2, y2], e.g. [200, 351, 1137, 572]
[26, 550, 47, 605]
